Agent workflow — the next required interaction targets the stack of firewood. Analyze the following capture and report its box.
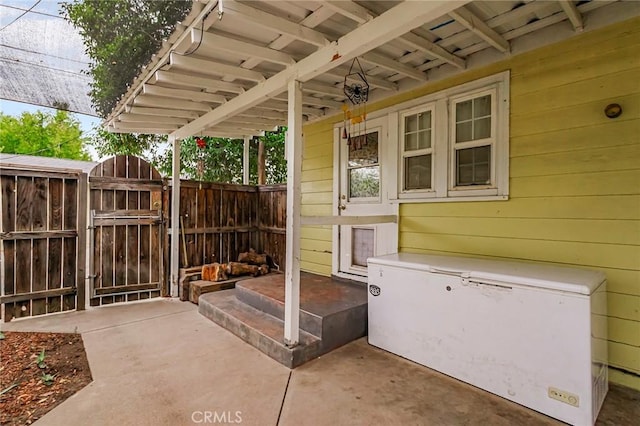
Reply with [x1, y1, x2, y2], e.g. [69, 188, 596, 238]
[201, 249, 271, 282]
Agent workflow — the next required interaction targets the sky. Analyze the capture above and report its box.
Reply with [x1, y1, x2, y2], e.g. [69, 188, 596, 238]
[1, 0, 101, 159]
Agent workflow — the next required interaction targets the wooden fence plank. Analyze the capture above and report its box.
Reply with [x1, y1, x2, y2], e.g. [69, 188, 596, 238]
[32, 177, 48, 231]
[2, 240, 15, 296]
[1, 176, 16, 233]
[114, 226, 127, 286]
[62, 237, 76, 312]
[63, 179, 77, 231]
[49, 178, 63, 230]
[16, 176, 34, 231]
[140, 225, 151, 284]
[31, 238, 48, 315]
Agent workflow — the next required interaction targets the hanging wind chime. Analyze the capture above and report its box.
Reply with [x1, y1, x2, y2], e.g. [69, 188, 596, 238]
[342, 57, 370, 149]
[195, 137, 207, 189]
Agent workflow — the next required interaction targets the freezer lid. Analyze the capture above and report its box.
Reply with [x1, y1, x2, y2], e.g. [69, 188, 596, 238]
[368, 253, 606, 295]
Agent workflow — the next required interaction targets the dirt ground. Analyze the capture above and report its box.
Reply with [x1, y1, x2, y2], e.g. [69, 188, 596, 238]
[0, 331, 92, 425]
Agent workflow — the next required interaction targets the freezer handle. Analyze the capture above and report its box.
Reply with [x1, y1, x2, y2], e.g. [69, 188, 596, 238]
[430, 267, 470, 278]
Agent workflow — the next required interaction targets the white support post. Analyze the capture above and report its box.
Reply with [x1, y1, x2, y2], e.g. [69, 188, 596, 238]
[243, 136, 250, 185]
[170, 135, 181, 297]
[284, 79, 302, 347]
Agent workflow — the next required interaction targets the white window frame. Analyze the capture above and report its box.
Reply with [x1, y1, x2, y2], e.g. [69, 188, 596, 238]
[448, 87, 498, 197]
[399, 103, 436, 198]
[393, 71, 509, 202]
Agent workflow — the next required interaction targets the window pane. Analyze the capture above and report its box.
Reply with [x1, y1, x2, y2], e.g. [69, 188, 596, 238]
[352, 228, 374, 267]
[474, 95, 491, 117]
[405, 114, 417, 132]
[418, 130, 431, 149]
[456, 146, 491, 186]
[474, 117, 491, 140]
[349, 166, 380, 198]
[456, 100, 472, 121]
[404, 154, 432, 190]
[418, 111, 431, 130]
[456, 121, 472, 143]
[404, 132, 418, 151]
[348, 132, 378, 167]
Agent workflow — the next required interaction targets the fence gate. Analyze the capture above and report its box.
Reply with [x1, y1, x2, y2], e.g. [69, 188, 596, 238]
[0, 167, 86, 321]
[89, 156, 164, 306]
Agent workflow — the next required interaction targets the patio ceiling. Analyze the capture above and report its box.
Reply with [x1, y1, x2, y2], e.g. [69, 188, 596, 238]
[106, 0, 618, 138]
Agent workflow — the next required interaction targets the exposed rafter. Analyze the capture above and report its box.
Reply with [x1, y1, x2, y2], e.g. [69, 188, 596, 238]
[301, 81, 345, 98]
[125, 106, 200, 120]
[117, 114, 189, 126]
[223, 0, 330, 48]
[559, 0, 584, 32]
[239, 4, 335, 72]
[169, 53, 266, 83]
[449, 6, 510, 53]
[155, 70, 246, 94]
[142, 85, 227, 104]
[326, 0, 464, 69]
[361, 51, 428, 81]
[189, 30, 295, 66]
[171, 0, 470, 139]
[133, 95, 212, 112]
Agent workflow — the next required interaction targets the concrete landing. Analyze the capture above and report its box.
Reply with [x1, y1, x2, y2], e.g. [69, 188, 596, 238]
[198, 272, 367, 368]
[2, 300, 637, 425]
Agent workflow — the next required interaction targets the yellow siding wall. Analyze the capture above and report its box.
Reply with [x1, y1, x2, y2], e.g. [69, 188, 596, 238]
[301, 18, 640, 388]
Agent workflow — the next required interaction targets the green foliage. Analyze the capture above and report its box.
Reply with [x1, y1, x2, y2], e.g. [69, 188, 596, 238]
[154, 128, 287, 184]
[36, 349, 47, 369]
[89, 127, 167, 161]
[41, 373, 56, 386]
[61, 0, 192, 118]
[0, 110, 90, 160]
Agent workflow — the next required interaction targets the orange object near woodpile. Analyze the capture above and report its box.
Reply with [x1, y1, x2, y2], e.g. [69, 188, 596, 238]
[200, 249, 271, 283]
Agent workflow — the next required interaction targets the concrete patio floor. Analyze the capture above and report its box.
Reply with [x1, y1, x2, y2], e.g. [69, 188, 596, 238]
[1, 299, 637, 426]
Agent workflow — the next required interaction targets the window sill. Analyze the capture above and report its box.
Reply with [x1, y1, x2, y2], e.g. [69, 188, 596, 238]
[390, 195, 508, 204]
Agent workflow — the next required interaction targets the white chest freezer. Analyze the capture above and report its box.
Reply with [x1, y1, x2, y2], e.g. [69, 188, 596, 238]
[367, 253, 608, 425]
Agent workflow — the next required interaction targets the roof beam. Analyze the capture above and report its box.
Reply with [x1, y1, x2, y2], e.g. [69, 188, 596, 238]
[361, 51, 428, 81]
[448, 6, 510, 53]
[324, 1, 373, 24]
[558, 0, 584, 32]
[273, 94, 343, 110]
[155, 70, 246, 94]
[172, 0, 469, 139]
[255, 101, 325, 117]
[107, 126, 173, 135]
[238, 110, 287, 120]
[398, 31, 465, 69]
[110, 121, 178, 132]
[125, 106, 200, 120]
[143, 84, 227, 104]
[118, 114, 189, 126]
[240, 4, 335, 71]
[301, 81, 344, 98]
[224, 117, 285, 127]
[223, 0, 330, 48]
[190, 29, 295, 66]
[133, 95, 211, 112]
[169, 53, 266, 83]
[327, 0, 464, 69]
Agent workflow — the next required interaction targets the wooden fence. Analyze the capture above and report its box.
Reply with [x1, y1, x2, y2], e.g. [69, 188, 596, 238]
[0, 167, 86, 321]
[164, 182, 286, 273]
[1, 155, 286, 321]
[89, 156, 164, 306]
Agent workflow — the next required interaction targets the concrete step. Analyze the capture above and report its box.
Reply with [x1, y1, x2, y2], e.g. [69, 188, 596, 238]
[235, 280, 323, 337]
[199, 291, 322, 368]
